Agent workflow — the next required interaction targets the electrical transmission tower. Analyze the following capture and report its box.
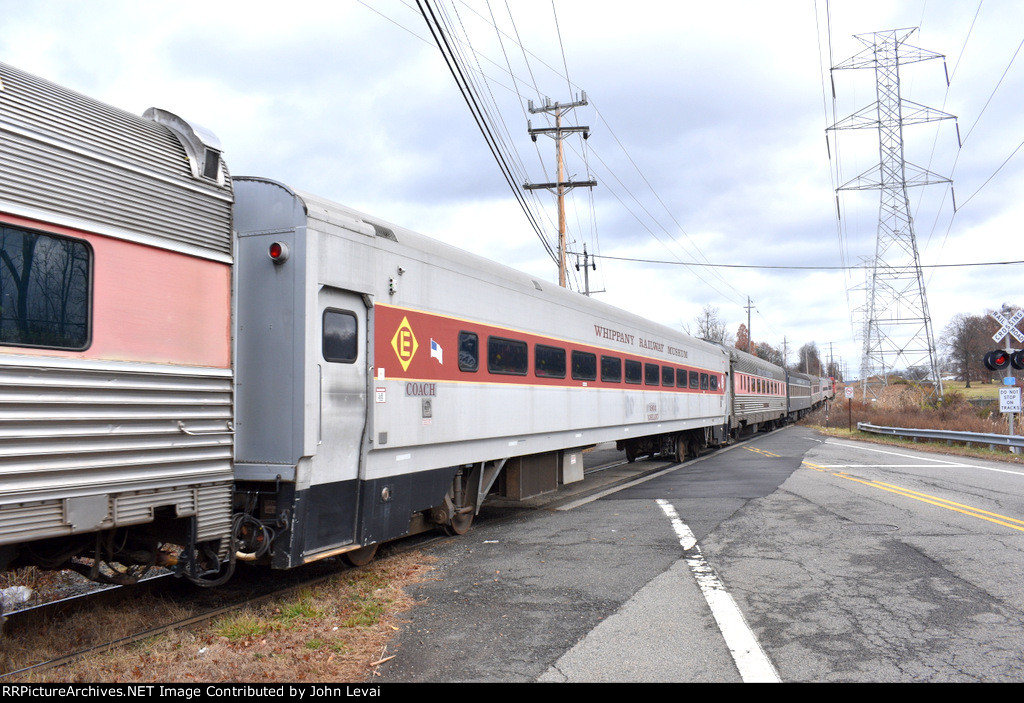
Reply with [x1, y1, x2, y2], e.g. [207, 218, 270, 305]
[524, 94, 596, 288]
[827, 28, 957, 399]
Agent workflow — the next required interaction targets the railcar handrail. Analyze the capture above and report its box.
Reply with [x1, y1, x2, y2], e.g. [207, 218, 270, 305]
[857, 422, 1024, 449]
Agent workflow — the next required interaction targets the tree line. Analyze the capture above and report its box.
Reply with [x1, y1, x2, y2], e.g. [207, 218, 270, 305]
[683, 305, 842, 380]
[941, 304, 1022, 388]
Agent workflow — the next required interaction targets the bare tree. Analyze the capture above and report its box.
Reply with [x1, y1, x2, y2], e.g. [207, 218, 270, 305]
[941, 313, 988, 388]
[684, 305, 732, 345]
[825, 359, 843, 382]
[754, 341, 784, 367]
[797, 342, 823, 375]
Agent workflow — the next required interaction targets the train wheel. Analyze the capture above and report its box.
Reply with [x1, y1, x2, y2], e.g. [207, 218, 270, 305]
[344, 543, 378, 567]
[688, 436, 702, 459]
[626, 444, 637, 463]
[673, 435, 686, 463]
[445, 509, 474, 536]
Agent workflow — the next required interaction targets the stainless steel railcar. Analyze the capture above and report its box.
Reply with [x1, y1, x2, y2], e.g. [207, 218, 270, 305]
[0, 63, 234, 584]
[725, 346, 788, 434]
[231, 178, 731, 568]
[786, 371, 814, 421]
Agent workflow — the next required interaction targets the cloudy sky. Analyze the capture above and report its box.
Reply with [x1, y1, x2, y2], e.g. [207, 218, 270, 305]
[4, 0, 1022, 378]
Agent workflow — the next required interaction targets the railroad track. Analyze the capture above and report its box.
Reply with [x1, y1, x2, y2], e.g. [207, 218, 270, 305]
[0, 531, 448, 680]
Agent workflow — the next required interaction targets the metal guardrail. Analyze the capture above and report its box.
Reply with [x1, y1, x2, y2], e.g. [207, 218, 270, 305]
[857, 422, 1024, 450]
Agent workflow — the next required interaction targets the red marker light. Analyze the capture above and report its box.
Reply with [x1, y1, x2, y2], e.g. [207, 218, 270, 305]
[269, 241, 289, 264]
[985, 350, 1010, 370]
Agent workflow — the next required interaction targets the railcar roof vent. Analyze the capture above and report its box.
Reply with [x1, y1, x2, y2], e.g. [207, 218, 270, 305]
[365, 221, 397, 242]
[143, 107, 224, 185]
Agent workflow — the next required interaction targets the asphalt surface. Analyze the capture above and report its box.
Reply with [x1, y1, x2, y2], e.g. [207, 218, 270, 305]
[380, 429, 806, 682]
[378, 427, 1024, 682]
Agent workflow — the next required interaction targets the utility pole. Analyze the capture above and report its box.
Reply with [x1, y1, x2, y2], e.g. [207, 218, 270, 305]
[575, 245, 604, 297]
[828, 28, 956, 400]
[524, 93, 597, 288]
[744, 297, 754, 354]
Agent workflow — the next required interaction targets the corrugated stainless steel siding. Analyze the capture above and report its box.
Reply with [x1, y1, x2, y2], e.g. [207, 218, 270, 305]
[0, 358, 233, 547]
[0, 62, 232, 257]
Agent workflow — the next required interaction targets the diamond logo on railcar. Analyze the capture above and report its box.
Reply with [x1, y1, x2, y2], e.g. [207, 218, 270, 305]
[391, 316, 419, 372]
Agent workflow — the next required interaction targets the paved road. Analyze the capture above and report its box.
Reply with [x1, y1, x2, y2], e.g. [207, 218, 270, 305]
[379, 428, 1024, 682]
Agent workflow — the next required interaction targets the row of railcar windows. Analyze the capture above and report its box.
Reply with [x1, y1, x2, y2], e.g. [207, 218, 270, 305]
[738, 374, 784, 396]
[457, 331, 716, 391]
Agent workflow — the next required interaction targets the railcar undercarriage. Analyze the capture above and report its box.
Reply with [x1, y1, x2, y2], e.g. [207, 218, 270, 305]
[618, 428, 715, 464]
[0, 517, 230, 587]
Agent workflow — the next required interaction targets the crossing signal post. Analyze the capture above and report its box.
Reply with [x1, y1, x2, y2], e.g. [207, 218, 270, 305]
[986, 309, 1024, 449]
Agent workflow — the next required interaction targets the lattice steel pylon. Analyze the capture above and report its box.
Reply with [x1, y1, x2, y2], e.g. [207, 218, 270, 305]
[828, 28, 956, 399]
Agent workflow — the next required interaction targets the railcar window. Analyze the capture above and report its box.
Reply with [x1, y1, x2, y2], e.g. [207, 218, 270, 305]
[710, 375, 718, 391]
[535, 344, 566, 378]
[458, 331, 479, 372]
[677, 369, 688, 388]
[323, 310, 358, 362]
[689, 371, 699, 389]
[700, 373, 709, 390]
[662, 366, 674, 387]
[625, 359, 642, 385]
[601, 355, 622, 383]
[488, 336, 528, 375]
[644, 363, 659, 386]
[0, 225, 90, 350]
[571, 350, 597, 381]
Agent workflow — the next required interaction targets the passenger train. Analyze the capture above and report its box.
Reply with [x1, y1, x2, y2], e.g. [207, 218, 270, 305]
[0, 63, 832, 591]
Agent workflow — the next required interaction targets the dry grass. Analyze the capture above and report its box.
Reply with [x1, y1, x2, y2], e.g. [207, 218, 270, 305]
[810, 382, 1024, 463]
[4, 551, 434, 683]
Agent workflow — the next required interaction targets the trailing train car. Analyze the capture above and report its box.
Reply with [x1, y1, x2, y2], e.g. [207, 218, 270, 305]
[231, 178, 731, 568]
[786, 371, 813, 421]
[810, 375, 834, 406]
[725, 346, 788, 434]
[0, 63, 234, 584]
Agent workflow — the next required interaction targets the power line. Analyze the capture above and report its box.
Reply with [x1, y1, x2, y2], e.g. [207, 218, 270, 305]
[416, 0, 558, 266]
[569, 251, 1024, 271]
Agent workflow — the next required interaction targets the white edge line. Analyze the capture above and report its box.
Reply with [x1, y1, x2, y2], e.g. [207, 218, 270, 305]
[824, 439, 1024, 477]
[656, 498, 780, 684]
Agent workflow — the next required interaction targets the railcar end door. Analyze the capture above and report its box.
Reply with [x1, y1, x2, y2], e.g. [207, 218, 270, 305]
[307, 286, 368, 550]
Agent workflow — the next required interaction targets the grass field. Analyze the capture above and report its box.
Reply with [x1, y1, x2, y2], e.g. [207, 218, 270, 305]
[942, 379, 1003, 401]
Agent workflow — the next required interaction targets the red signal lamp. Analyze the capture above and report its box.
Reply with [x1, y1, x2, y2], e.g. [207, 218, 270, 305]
[268, 241, 289, 264]
[985, 350, 1010, 371]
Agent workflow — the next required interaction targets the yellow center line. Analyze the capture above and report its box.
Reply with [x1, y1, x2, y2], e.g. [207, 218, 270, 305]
[745, 447, 780, 458]
[801, 461, 1024, 533]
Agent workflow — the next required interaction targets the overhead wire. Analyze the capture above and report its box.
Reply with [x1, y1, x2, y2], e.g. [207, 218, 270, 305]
[567, 252, 1024, 271]
[450, 0, 748, 306]
[924, 9, 1024, 286]
[416, 0, 559, 266]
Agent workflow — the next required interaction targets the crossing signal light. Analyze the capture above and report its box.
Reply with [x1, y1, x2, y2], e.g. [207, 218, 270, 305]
[985, 350, 1010, 370]
[984, 350, 1024, 370]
